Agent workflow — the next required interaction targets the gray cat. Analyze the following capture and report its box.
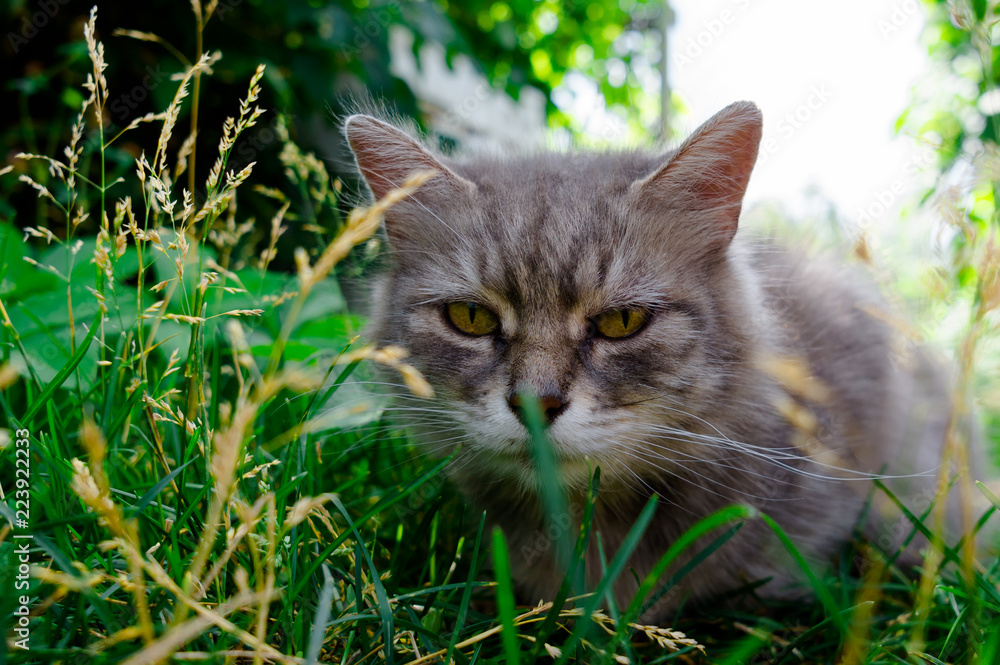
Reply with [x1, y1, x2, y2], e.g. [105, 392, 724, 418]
[344, 102, 987, 621]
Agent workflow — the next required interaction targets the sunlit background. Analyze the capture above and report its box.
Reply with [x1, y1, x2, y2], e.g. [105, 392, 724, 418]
[668, 0, 928, 221]
[3, 2, 999, 661]
[387, 0, 942, 246]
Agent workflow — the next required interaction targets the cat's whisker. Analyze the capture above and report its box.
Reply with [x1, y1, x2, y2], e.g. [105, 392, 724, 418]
[612, 434, 798, 488]
[632, 422, 886, 482]
[608, 456, 707, 515]
[616, 432, 755, 468]
[629, 420, 805, 460]
[651, 394, 868, 456]
[612, 440, 804, 504]
[635, 423, 808, 459]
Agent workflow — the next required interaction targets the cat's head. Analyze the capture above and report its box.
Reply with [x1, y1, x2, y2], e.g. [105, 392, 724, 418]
[345, 102, 764, 493]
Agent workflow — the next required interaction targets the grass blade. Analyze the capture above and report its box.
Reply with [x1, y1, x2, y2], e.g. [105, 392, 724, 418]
[446, 511, 487, 663]
[639, 522, 744, 617]
[331, 494, 395, 665]
[492, 526, 520, 665]
[518, 391, 572, 569]
[760, 513, 846, 634]
[304, 565, 337, 665]
[874, 479, 1000, 607]
[290, 453, 454, 601]
[525, 467, 600, 663]
[620, 505, 756, 625]
[769, 602, 869, 665]
[554, 493, 659, 665]
[977, 480, 1000, 510]
[128, 457, 198, 516]
[22, 309, 102, 424]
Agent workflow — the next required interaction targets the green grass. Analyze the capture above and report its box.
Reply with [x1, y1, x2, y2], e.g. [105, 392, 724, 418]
[2, 6, 1000, 664]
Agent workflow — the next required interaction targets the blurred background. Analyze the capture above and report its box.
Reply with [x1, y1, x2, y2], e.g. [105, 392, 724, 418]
[1, 0, 997, 355]
[4, 5, 999, 660]
[0, 0, 983, 239]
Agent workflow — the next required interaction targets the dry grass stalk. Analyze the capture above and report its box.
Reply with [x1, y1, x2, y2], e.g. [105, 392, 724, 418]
[263, 168, 437, 378]
[909, 182, 1000, 653]
[71, 419, 155, 644]
[336, 344, 435, 398]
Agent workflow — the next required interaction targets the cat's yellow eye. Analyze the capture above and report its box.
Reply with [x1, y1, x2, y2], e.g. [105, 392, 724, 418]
[447, 302, 500, 336]
[593, 307, 649, 339]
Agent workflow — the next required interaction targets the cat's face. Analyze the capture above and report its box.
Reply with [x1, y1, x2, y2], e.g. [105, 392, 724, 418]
[346, 103, 763, 492]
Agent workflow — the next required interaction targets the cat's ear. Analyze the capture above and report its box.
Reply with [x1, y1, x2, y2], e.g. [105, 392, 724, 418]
[344, 114, 474, 200]
[631, 101, 762, 252]
[344, 114, 476, 249]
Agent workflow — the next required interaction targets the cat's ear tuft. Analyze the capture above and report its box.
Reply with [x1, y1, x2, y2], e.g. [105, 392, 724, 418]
[344, 114, 473, 201]
[632, 101, 762, 251]
[344, 114, 476, 251]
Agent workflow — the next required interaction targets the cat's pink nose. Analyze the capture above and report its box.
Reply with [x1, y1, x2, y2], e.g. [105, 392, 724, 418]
[508, 392, 567, 425]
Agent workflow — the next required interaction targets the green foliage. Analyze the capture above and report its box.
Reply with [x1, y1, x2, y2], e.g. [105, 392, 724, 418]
[1, 0, 666, 243]
[897, 1, 1000, 470]
[0, 2, 999, 664]
[438, 0, 666, 132]
[907, 1, 1000, 174]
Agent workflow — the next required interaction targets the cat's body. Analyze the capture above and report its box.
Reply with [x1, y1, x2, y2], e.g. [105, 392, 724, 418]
[344, 102, 979, 621]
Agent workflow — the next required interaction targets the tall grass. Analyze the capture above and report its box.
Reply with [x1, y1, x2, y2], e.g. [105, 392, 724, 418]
[1, 5, 999, 664]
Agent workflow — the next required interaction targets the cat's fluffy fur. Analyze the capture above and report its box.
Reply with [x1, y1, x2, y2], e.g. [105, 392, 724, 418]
[344, 102, 989, 621]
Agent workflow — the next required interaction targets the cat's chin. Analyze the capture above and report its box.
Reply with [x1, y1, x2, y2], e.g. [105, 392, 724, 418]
[471, 445, 596, 494]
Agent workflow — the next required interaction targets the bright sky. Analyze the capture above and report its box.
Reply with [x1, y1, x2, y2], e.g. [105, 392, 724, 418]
[395, 1, 932, 236]
[667, 0, 930, 229]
